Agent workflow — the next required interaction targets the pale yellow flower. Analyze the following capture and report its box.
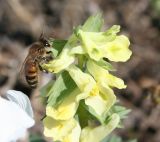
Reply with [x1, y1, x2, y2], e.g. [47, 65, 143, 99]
[67, 65, 99, 99]
[80, 113, 120, 142]
[42, 44, 75, 73]
[103, 35, 131, 62]
[67, 65, 116, 122]
[82, 59, 128, 121]
[46, 65, 100, 121]
[43, 117, 81, 142]
[46, 88, 82, 120]
[85, 84, 116, 122]
[77, 26, 131, 62]
[87, 59, 126, 89]
[42, 15, 131, 142]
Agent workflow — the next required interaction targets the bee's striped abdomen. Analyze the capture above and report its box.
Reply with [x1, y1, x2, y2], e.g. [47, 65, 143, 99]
[25, 60, 38, 88]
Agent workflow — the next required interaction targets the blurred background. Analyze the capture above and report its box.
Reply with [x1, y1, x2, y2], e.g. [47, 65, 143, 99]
[0, 0, 160, 141]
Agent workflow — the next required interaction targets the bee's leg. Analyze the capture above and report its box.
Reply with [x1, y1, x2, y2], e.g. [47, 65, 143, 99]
[46, 51, 52, 54]
[38, 64, 48, 73]
[42, 53, 53, 62]
[46, 56, 53, 62]
[47, 51, 54, 61]
[38, 65, 43, 71]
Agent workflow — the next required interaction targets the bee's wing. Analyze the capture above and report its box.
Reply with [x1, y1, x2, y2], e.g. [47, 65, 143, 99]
[18, 54, 30, 83]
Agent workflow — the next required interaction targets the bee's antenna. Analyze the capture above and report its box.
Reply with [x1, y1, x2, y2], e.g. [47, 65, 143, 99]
[39, 31, 44, 41]
[38, 25, 50, 47]
[39, 24, 45, 41]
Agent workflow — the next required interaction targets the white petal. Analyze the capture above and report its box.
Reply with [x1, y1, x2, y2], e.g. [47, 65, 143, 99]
[6, 90, 34, 118]
[0, 97, 35, 142]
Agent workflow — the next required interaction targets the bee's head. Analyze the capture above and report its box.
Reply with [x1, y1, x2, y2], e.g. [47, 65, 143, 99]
[39, 33, 50, 47]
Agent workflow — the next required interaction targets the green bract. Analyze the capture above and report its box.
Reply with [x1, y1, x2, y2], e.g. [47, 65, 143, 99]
[41, 13, 132, 142]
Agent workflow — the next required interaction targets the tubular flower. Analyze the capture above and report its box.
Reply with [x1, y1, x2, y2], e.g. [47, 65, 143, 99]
[46, 88, 82, 120]
[85, 83, 116, 122]
[42, 45, 75, 73]
[67, 65, 99, 99]
[43, 117, 81, 142]
[84, 60, 127, 120]
[77, 26, 131, 62]
[67, 65, 116, 122]
[80, 113, 120, 142]
[87, 59, 126, 89]
[103, 35, 131, 62]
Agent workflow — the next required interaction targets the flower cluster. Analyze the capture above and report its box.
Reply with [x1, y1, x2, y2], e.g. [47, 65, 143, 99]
[41, 14, 132, 142]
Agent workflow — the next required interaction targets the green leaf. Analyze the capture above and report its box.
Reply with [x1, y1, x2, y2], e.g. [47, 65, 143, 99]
[29, 134, 45, 142]
[111, 105, 131, 119]
[77, 100, 97, 128]
[47, 71, 77, 106]
[49, 39, 67, 57]
[40, 80, 55, 97]
[101, 135, 122, 142]
[104, 103, 131, 129]
[101, 135, 137, 142]
[151, 0, 160, 15]
[104, 25, 120, 36]
[82, 13, 104, 32]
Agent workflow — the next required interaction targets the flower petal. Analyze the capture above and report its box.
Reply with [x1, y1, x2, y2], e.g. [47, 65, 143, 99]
[87, 60, 126, 89]
[43, 117, 81, 142]
[70, 45, 85, 55]
[6, 90, 34, 118]
[77, 26, 131, 62]
[85, 82, 116, 122]
[85, 95, 107, 116]
[46, 88, 81, 120]
[63, 119, 81, 142]
[43, 46, 75, 73]
[87, 59, 107, 81]
[0, 97, 34, 142]
[98, 82, 116, 115]
[80, 114, 120, 142]
[105, 73, 126, 89]
[77, 29, 103, 61]
[67, 65, 99, 97]
[104, 35, 132, 62]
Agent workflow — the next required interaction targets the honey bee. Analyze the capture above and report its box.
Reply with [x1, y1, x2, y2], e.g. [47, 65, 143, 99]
[22, 34, 53, 88]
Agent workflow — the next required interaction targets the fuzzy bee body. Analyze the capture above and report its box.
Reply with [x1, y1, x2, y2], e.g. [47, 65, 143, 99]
[25, 59, 38, 88]
[22, 35, 52, 88]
